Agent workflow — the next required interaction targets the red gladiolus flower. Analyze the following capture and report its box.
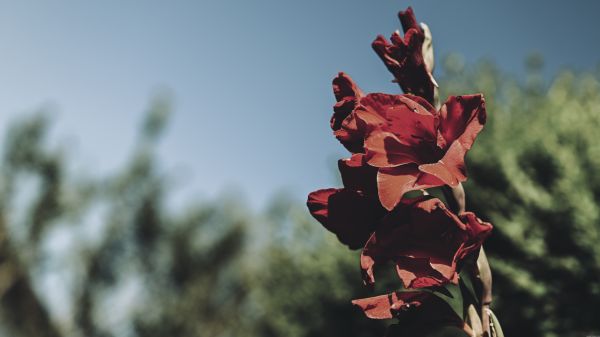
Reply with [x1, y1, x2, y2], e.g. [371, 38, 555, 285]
[328, 84, 486, 210]
[360, 196, 492, 289]
[372, 7, 436, 103]
[362, 94, 486, 210]
[352, 291, 429, 319]
[331, 73, 438, 155]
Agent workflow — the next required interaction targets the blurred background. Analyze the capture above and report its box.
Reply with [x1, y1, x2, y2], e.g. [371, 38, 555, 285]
[0, 1, 599, 336]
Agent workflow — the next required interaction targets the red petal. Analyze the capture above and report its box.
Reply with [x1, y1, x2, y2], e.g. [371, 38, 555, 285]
[428, 259, 458, 284]
[330, 73, 367, 152]
[395, 257, 446, 288]
[371, 13, 435, 104]
[438, 140, 468, 182]
[331, 73, 363, 132]
[306, 188, 336, 225]
[403, 94, 437, 116]
[331, 98, 356, 130]
[361, 197, 479, 288]
[352, 291, 426, 320]
[360, 246, 376, 286]
[353, 105, 388, 131]
[437, 94, 486, 150]
[334, 113, 365, 153]
[401, 27, 423, 51]
[461, 212, 493, 239]
[307, 188, 383, 249]
[332, 72, 363, 102]
[390, 30, 408, 49]
[338, 154, 378, 196]
[372, 35, 399, 68]
[364, 132, 422, 168]
[455, 212, 493, 259]
[377, 165, 444, 210]
[398, 7, 419, 33]
[418, 162, 460, 186]
[359, 94, 438, 147]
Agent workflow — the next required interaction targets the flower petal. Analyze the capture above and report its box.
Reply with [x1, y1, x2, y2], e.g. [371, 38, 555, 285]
[331, 72, 363, 130]
[437, 94, 487, 150]
[360, 248, 376, 286]
[332, 72, 363, 102]
[371, 7, 436, 103]
[438, 140, 468, 182]
[455, 212, 493, 259]
[338, 153, 378, 196]
[332, 98, 356, 130]
[377, 165, 444, 211]
[306, 188, 336, 225]
[334, 113, 365, 153]
[365, 132, 422, 168]
[360, 197, 489, 288]
[330, 73, 367, 153]
[396, 256, 446, 288]
[352, 291, 427, 320]
[418, 162, 460, 187]
[361, 196, 453, 287]
[307, 188, 384, 249]
[398, 6, 419, 33]
[359, 94, 438, 146]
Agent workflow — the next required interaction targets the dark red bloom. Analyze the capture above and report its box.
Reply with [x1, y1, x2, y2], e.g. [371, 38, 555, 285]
[331, 73, 438, 154]
[328, 84, 486, 210]
[372, 7, 436, 103]
[362, 94, 486, 210]
[352, 291, 429, 319]
[360, 196, 492, 289]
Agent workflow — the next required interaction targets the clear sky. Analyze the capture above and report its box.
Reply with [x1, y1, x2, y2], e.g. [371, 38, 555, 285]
[0, 0, 599, 210]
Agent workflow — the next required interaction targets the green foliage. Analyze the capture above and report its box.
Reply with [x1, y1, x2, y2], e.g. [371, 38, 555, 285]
[0, 97, 388, 337]
[440, 55, 600, 337]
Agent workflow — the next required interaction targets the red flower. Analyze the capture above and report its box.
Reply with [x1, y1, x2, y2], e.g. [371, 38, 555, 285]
[372, 7, 436, 103]
[360, 196, 492, 289]
[307, 154, 384, 249]
[331, 73, 438, 155]
[328, 84, 486, 210]
[362, 94, 486, 210]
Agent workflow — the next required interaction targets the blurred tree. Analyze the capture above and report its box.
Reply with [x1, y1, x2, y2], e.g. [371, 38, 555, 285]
[440, 55, 600, 337]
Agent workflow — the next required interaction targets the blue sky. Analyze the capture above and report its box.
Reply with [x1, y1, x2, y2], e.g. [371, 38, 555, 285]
[0, 0, 599, 210]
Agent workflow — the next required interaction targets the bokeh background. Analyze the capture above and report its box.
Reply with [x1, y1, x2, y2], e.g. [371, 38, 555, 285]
[0, 1, 599, 336]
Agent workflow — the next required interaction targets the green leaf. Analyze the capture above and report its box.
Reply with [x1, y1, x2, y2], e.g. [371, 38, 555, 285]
[428, 283, 464, 320]
[459, 267, 479, 308]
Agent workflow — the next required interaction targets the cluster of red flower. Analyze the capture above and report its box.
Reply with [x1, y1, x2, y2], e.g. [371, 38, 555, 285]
[307, 7, 493, 324]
